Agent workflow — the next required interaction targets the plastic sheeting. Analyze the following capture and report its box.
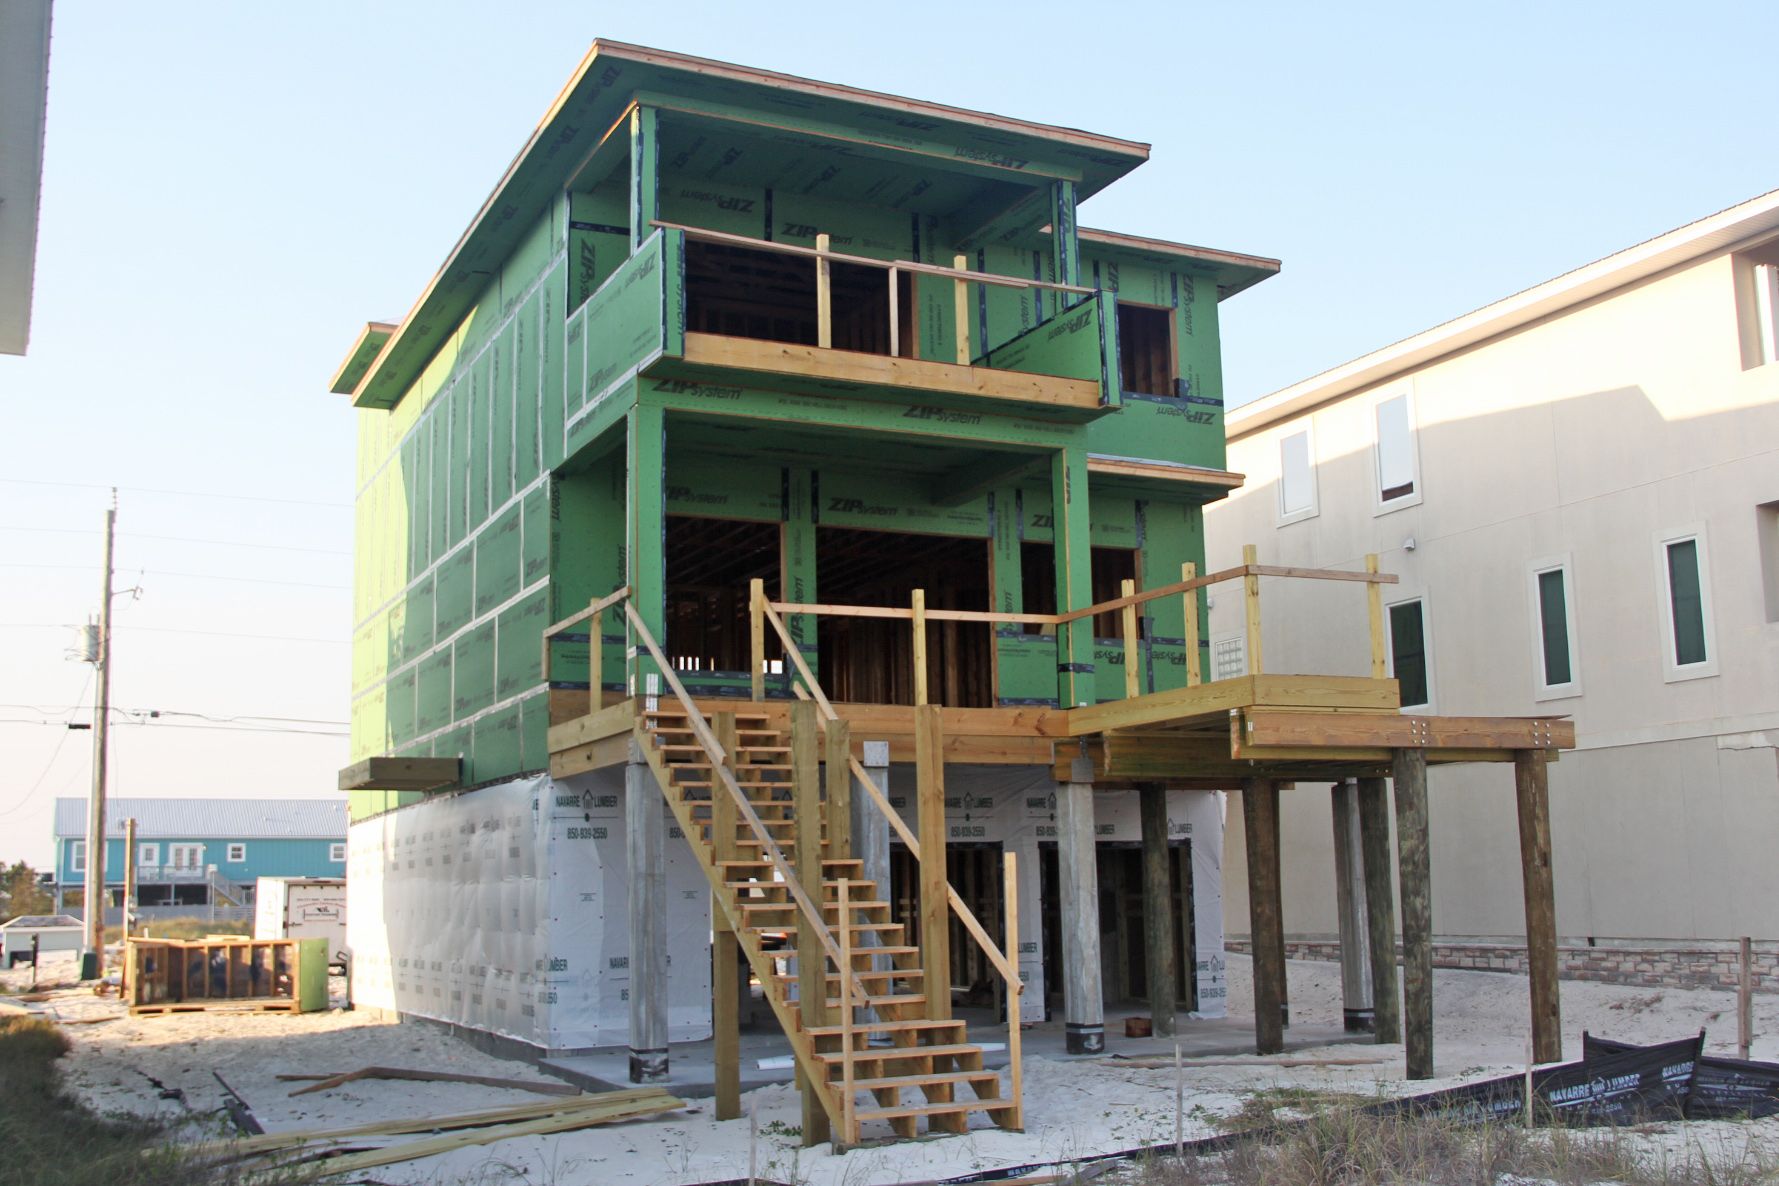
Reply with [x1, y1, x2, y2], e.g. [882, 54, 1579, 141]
[347, 770, 712, 1053]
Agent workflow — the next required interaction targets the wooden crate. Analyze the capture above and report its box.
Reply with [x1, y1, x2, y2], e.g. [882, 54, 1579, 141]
[127, 936, 326, 1014]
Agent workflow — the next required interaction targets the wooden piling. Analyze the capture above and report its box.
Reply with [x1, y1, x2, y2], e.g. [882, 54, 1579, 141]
[1242, 777, 1284, 1055]
[1357, 776, 1401, 1044]
[1140, 785, 1177, 1037]
[712, 713, 741, 1120]
[1392, 748, 1433, 1079]
[1513, 749, 1561, 1064]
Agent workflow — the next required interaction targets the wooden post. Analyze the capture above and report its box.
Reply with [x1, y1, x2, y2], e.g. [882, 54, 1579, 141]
[1513, 749, 1561, 1064]
[1003, 849, 1025, 1131]
[1392, 748, 1433, 1079]
[1739, 936, 1754, 1061]
[1356, 776, 1401, 1044]
[887, 267, 900, 357]
[626, 745, 669, 1082]
[1366, 554, 1386, 679]
[749, 577, 765, 701]
[790, 701, 830, 1146]
[121, 817, 137, 994]
[1139, 786, 1177, 1037]
[1242, 778, 1284, 1055]
[1181, 562, 1201, 687]
[815, 233, 832, 349]
[953, 254, 971, 364]
[712, 713, 741, 1120]
[852, 741, 891, 1038]
[825, 719, 852, 860]
[911, 588, 929, 707]
[1120, 578, 1141, 700]
[1056, 761, 1104, 1053]
[1242, 544, 1263, 676]
[589, 604, 604, 707]
[914, 705, 950, 1021]
[1331, 782, 1374, 1032]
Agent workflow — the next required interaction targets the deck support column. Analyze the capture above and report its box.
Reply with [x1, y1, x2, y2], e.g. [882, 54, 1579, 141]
[914, 706, 951, 1021]
[1242, 777, 1285, 1055]
[1139, 784, 1177, 1037]
[1515, 749, 1562, 1064]
[1356, 776, 1401, 1044]
[850, 741, 892, 1034]
[1392, 748, 1434, 1079]
[1331, 780, 1374, 1032]
[624, 403, 666, 691]
[1056, 761, 1104, 1053]
[625, 744, 669, 1082]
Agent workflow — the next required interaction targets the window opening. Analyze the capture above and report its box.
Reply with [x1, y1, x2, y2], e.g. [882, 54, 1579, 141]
[1389, 599, 1429, 708]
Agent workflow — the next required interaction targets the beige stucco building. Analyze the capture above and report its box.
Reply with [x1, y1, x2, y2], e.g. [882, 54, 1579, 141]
[1208, 189, 1779, 946]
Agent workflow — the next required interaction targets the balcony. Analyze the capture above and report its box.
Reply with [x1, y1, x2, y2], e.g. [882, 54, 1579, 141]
[565, 225, 1122, 433]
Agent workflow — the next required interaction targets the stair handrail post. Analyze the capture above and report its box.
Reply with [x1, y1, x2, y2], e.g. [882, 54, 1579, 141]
[1003, 849, 1024, 1131]
[749, 577, 766, 701]
[911, 588, 928, 707]
[589, 600, 604, 709]
[838, 876, 857, 1146]
[1366, 554, 1386, 679]
[1181, 562, 1202, 687]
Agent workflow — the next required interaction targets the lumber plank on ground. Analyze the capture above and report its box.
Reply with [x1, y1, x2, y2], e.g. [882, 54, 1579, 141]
[284, 1065, 580, 1097]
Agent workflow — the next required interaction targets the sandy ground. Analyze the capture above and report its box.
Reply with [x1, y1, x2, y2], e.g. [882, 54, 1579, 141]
[12, 949, 1779, 1184]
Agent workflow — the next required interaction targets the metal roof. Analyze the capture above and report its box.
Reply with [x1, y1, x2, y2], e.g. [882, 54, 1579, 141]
[0, 915, 83, 930]
[52, 798, 347, 840]
[1229, 186, 1779, 439]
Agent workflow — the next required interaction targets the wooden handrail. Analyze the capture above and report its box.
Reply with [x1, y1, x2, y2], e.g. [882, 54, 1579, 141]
[541, 585, 631, 687]
[652, 219, 1096, 297]
[759, 598, 1022, 989]
[541, 585, 632, 641]
[624, 601, 869, 1013]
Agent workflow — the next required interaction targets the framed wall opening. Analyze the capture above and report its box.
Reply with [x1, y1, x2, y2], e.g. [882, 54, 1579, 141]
[887, 842, 1009, 1013]
[683, 239, 914, 357]
[664, 515, 782, 679]
[816, 526, 993, 707]
[1039, 839, 1196, 1012]
[1117, 302, 1176, 398]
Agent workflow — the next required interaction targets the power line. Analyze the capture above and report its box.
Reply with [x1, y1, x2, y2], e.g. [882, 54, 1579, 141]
[0, 564, 349, 591]
[0, 623, 349, 645]
[0, 705, 349, 727]
[0, 477, 350, 510]
[0, 671, 94, 818]
[0, 525, 350, 557]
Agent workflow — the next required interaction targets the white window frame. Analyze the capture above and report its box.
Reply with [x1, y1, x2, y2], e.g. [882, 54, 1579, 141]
[1653, 525, 1719, 682]
[1755, 262, 1779, 367]
[169, 843, 204, 871]
[330, 842, 347, 863]
[1276, 424, 1320, 525]
[138, 843, 160, 867]
[1527, 554, 1583, 701]
[70, 841, 86, 874]
[1371, 386, 1423, 515]
[226, 843, 247, 863]
[1384, 592, 1435, 712]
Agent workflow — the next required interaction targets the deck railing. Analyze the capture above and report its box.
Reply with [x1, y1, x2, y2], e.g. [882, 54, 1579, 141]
[749, 547, 1399, 707]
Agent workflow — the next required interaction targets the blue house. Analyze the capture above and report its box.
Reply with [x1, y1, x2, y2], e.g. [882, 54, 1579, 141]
[52, 798, 347, 921]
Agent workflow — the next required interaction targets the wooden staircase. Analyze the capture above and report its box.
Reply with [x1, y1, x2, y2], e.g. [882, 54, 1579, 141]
[634, 704, 1017, 1144]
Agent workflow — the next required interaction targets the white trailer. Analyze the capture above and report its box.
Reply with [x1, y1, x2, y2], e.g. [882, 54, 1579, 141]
[254, 877, 347, 962]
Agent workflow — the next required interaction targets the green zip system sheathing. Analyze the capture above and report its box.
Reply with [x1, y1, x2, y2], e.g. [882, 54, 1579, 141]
[341, 44, 1276, 821]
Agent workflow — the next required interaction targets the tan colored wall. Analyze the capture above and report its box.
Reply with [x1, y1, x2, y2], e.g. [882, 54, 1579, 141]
[1211, 248, 1779, 943]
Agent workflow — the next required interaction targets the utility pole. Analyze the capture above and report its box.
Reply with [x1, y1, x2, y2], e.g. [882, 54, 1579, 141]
[80, 493, 116, 981]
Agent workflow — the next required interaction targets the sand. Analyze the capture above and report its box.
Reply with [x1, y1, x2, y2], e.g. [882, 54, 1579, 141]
[19, 948, 1779, 1184]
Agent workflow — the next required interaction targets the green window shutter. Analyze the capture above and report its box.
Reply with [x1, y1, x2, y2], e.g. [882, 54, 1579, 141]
[1665, 539, 1707, 666]
[1388, 600, 1428, 708]
[1537, 568, 1572, 687]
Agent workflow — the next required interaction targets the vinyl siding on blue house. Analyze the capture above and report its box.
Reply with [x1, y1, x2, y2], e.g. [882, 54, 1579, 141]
[57, 836, 344, 886]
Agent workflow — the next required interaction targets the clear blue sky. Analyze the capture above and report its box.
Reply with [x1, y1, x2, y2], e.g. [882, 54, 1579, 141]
[3, 1, 1774, 867]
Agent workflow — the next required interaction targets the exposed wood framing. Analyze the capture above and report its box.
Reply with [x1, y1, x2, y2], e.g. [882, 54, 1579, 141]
[337, 756, 461, 792]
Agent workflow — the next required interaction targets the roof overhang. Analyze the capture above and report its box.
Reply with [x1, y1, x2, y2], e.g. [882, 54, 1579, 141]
[328, 321, 398, 395]
[1229, 187, 1779, 439]
[337, 40, 1152, 411]
[0, 0, 53, 356]
[1076, 227, 1280, 300]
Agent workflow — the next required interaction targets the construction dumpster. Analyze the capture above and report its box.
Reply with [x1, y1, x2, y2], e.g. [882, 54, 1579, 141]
[126, 935, 327, 1014]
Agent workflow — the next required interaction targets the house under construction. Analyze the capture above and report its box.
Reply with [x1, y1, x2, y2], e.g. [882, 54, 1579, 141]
[334, 41, 1576, 1149]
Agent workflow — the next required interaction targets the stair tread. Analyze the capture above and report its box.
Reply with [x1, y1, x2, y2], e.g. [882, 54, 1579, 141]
[822, 993, 926, 1008]
[814, 1043, 982, 1064]
[856, 1100, 1013, 1120]
[840, 1070, 999, 1091]
[805, 1018, 965, 1037]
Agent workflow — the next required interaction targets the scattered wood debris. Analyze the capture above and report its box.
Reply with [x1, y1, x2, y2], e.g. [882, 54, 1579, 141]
[279, 1065, 581, 1098]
